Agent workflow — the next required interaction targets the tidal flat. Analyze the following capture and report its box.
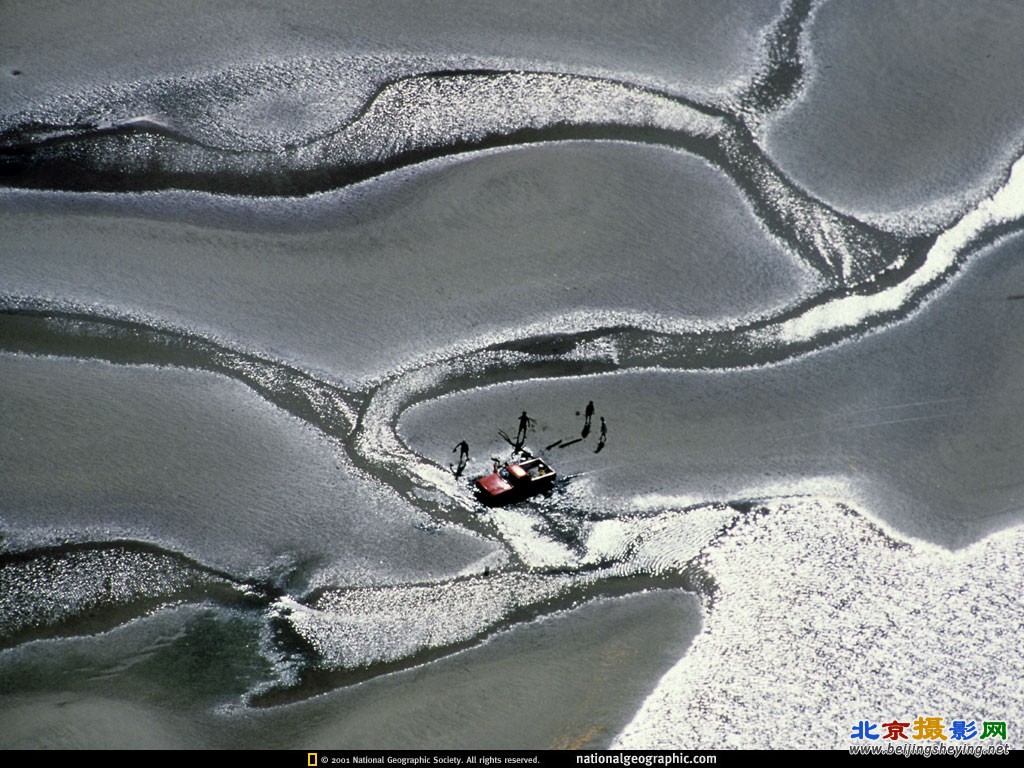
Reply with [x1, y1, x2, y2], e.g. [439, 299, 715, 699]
[2, 0, 1023, 750]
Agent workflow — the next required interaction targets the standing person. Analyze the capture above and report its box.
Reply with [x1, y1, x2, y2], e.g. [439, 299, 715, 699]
[595, 416, 607, 453]
[452, 440, 469, 476]
[515, 411, 535, 446]
[582, 400, 595, 437]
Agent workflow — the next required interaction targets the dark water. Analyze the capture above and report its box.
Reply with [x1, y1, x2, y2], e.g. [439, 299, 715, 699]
[2, 0, 1023, 750]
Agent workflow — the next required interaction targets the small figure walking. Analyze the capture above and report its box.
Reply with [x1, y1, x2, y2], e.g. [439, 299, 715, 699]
[451, 440, 470, 476]
[515, 410, 535, 447]
[595, 417, 607, 453]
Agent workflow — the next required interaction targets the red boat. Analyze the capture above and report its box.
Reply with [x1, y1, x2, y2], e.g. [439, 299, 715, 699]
[474, 457, 556, 506]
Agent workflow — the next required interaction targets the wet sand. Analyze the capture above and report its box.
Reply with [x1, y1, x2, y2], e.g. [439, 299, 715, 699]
[0, 591, 700, 749]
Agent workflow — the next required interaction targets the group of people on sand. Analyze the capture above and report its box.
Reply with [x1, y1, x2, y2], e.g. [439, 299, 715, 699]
[451, 400, 607, 475]
[512, 402, 606, 452]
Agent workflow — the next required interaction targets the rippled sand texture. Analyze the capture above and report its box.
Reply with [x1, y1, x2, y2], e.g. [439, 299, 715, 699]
[3, 0, 1024, 750]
